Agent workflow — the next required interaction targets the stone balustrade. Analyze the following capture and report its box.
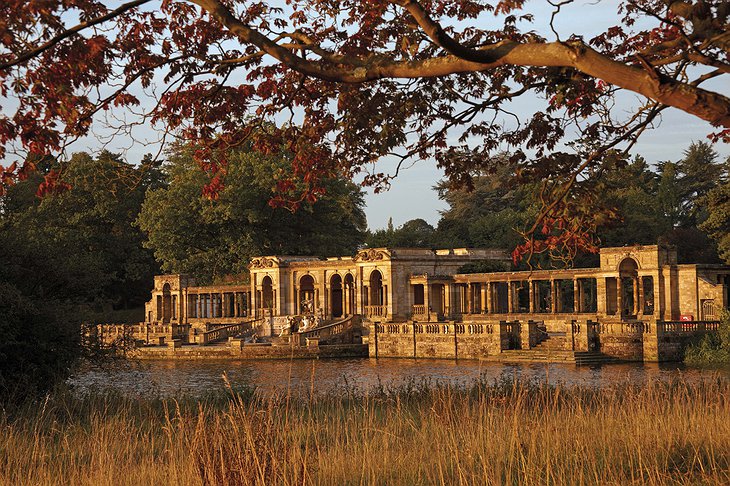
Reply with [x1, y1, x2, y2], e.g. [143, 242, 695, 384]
[365, 305, 387, 318]
[658, 321, 720, 333]
[411, 304, 427, 316]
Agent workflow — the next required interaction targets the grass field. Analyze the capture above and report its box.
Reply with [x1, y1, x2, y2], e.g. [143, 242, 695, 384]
[1, 376, 728, 485]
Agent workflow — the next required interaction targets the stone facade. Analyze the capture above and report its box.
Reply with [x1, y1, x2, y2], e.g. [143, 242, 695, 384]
[246, 247, 508, 322]
[103, 244, 727, 362]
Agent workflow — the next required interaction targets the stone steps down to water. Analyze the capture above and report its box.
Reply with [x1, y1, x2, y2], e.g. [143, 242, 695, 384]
[496, 331, 620, 365]
[497, 349, 620, 365]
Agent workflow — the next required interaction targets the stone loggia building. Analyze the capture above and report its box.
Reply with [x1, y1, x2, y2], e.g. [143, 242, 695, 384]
[126, 244, 727, 362]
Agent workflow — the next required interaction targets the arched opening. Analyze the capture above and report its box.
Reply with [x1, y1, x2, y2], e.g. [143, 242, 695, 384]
[330, 274, 343, 318]
[261, 276, 274, 311]
[299, 275, 315, 314]
[619, 258, 639, 318]
[369, 270, 384, 307]
[162, 283, 172, 323]
[344, 274, 355, 315]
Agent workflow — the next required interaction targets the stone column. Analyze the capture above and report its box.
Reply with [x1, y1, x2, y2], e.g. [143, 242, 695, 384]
[467, 283, 473, 314]
[596, 278, 606, 315]
[578, 281, 585, 313]
[528, 281, 535, 314]
[486, 282, 493, 314]
[633, 277, 640, 315]
[480, 284, 487, 314]
[507, 281, 514, 314]
[423, 281, 431, 315]
[638, 277, 645, 315]
[573, 279, 580, 313]
[616, 278, 623, 318]
[343, 284, 349, 317]
[550, 280, 557, 314]
[444, 284, 451, 317]
[322, 283, 332, 319]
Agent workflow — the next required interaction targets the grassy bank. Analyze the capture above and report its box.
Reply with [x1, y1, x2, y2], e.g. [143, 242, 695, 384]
[1, 378, 729, 485]
[685, 311, 730, 365]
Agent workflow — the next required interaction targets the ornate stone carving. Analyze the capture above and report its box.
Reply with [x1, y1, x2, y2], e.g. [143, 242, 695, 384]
[249, 257, 277, 269]
[355, 249, 391, 262]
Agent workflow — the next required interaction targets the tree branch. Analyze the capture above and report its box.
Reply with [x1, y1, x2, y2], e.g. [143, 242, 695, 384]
[0, 0, 152, 71]
[190, 0, 730, 128]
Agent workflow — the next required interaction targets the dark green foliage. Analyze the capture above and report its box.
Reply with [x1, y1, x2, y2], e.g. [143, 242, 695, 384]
[0, 151, 162, 400]
[700, 167, 730, 265]
[457, 260, 511, 274]
[597, 156, 663, 247]
[137, 145, 367, 283]
[685, 311, 730, 365]
[434, 156, 537, 251]
[366, 218, 436, 248]
[0, 283, 78, 400]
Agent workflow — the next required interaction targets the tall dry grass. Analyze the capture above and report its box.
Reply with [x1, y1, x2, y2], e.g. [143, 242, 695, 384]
[1, 377, 728, 485]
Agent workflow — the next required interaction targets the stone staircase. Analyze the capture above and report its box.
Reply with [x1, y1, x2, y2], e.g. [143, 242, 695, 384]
[496, 331, 620, 365]
[497, 349, 619, 365]
[533, 332, 569, 351]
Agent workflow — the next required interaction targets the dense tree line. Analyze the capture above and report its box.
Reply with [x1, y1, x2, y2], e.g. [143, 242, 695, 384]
[367, 142, 729, 267]
[0, 145, 366, 399]
[0, 151, 163, 398]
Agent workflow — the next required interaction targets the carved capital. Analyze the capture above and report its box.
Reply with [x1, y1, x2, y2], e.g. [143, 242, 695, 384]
[355, 249, 391, 262]
[249, 257, 277, 269]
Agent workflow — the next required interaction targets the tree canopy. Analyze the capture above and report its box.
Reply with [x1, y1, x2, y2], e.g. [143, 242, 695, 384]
[1, 1, 729, 260]
[372, 142, 726, 266]
[137, 144, 367, 283]
[0, 150, 163, 397]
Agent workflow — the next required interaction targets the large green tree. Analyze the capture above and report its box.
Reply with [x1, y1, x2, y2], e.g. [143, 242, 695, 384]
[435, 155, 537, 252]
[137, 145, 367, 283]
[366, 218, 437, 248]
[0, 151, 162, 398]
[655, 142, 725, 262]
[598, 155, 663, 248]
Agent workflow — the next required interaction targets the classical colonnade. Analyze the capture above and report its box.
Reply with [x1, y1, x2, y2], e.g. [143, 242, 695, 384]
[185, 291, 250, 319]
[252, 270, 387, 319]
[411, 272, 655, 319]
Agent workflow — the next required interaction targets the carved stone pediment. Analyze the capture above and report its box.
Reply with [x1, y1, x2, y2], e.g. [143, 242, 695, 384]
[355, 248, 391, 262]
[249, 257, 278, 269]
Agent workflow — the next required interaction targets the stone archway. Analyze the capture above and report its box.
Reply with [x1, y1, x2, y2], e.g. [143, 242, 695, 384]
[344, 273, 355, 316]
[330, 274, 343, 318]
[369, 270, 384, 307]
[299, 275, 315, 314]
[162, 283, 172, 323]
[261, 276, 274, 310]
[618, 258, 639, 318]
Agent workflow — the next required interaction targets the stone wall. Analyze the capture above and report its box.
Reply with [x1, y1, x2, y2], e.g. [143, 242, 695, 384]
[593, 321, 646, 361]
[133, 342, 368, 360]
[370, 320, 515, 359]
[653, 321, 721, 362]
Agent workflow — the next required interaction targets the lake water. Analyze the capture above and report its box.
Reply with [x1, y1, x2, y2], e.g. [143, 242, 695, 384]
[68, 358, 730, 398]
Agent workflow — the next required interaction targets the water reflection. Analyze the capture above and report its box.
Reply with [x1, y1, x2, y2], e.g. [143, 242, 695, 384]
[68, 358, 730, 398]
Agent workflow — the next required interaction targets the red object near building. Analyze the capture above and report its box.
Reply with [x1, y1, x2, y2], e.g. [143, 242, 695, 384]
[679, 314, 694, 321]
